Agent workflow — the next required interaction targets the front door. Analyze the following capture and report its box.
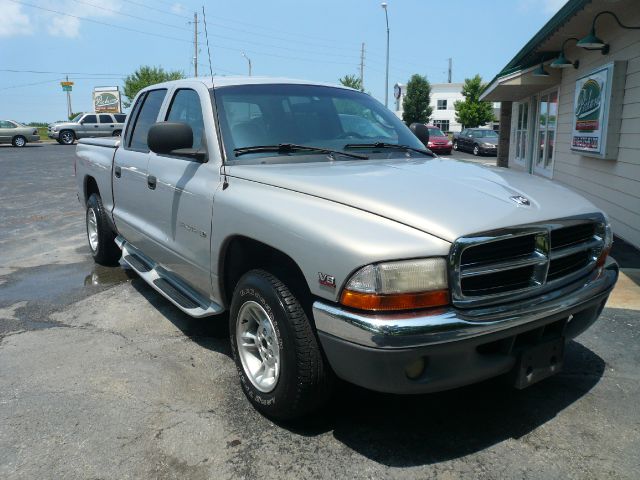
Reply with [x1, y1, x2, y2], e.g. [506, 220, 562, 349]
[112, 88, 168, 252]
[145, 87, 218, 297]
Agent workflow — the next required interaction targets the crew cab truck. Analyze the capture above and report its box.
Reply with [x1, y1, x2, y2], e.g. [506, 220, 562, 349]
[75, 78, 618, 420]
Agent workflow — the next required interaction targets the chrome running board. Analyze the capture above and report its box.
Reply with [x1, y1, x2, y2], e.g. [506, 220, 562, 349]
[115, 236, 223, 318]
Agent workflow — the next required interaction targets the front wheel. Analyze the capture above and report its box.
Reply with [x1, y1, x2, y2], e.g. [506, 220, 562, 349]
[12, 136, 26, 147]
[112, 130, 122, 137]
[453, 141, 458, 151]
[473, 144, 480, 156]
[86, 194, 121, 266]
[59, 130, 75, 145]
[229, 270, 333, 420]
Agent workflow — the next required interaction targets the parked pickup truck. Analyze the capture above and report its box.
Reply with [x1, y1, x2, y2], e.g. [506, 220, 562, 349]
[75, 78, 618, 420]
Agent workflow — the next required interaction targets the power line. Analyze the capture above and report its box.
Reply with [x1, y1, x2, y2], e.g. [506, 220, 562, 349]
[67, 0, 192, 31]
[0, 68, 129, 76]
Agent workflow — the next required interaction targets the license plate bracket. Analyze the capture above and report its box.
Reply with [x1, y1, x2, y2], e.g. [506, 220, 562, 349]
[514, 337, 564, 389]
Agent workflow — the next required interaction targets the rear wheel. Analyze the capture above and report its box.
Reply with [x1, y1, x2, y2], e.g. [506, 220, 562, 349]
[86, 193, 121, 266]
[12, 136, 26, 147]
[60, 130, 75, 145]
[229, 269, 333, 420]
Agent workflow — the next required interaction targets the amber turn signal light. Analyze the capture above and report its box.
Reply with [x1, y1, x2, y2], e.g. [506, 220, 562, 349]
[340, 289, 450, 312]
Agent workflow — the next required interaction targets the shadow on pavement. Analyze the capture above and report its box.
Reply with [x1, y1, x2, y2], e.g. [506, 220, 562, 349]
[130, 278, 231, 356]
[285, 340, 604, 466]
[129, 272, 604, 467]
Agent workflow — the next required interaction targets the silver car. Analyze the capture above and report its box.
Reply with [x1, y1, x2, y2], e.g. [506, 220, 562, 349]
[0, 120, 40, 147]
[48, 112, 126, 145]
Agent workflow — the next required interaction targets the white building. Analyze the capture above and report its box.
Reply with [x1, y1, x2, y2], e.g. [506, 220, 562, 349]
[394, 82, 497, 133]
[481, 0, 640, 248]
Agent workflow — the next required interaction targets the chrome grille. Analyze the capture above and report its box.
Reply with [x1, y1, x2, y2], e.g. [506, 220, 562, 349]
[450, 215, 606, 308]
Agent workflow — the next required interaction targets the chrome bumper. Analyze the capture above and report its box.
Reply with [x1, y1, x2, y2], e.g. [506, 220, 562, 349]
[48, 131, 59, 139]
[313, 258, 618, 349]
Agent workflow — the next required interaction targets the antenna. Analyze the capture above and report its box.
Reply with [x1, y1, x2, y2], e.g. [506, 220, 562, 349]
[202, 6, 228, 189]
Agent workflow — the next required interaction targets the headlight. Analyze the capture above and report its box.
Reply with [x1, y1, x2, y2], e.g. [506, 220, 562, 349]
[340, 258, 449, 311]
[52, 126, 58, 132]
[596, 219, 613, 267]
[482, 142, 493, 147]
[447, 140, 452, 146]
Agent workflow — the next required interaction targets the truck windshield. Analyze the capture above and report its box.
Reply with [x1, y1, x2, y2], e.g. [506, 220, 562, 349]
[70, 113, 83, 122]
[213, 84, 427, 162]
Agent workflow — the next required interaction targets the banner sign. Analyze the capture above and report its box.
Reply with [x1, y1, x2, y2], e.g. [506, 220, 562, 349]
[570, 65, 611, 155]
[61, 81, 73, 92]
[93, 87, 121, 114]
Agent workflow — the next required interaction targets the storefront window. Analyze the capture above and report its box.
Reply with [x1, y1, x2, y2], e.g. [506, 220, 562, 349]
[515, 102, 528, 164]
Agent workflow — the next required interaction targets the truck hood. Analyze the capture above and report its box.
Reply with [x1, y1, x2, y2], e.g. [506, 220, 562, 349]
[227, 157, 600, 242]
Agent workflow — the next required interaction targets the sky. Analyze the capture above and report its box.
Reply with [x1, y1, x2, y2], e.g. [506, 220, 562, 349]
[0, 0, 568, 123]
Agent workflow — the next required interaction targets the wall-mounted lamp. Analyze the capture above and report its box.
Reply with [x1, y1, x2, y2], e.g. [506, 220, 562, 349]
[577, 11, 640, 55]
[532, 60, 551, 77]
[550, 38, 580, 69]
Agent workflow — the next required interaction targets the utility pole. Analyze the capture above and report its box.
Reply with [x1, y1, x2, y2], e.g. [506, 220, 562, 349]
[360, 42, 365, 91]
[381, 3, 390, 107]
[448, 57, 452, 83]
[241, 52, 252, 76]
[193, 12, 198, 77]
[66, 75, 72, 119]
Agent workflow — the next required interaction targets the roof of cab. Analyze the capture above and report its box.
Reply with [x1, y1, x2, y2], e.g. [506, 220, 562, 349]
[150, 76, 354, 90]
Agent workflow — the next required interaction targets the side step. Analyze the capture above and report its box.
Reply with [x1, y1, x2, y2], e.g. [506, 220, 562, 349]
[115, 236, 223, 318]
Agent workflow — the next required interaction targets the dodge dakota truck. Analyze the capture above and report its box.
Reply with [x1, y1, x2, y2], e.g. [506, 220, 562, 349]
[75, 78, 618, 420]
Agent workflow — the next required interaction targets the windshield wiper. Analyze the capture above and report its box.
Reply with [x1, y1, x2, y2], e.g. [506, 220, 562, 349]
[344, 142, 435, 157]
[234, 143, 369, 160]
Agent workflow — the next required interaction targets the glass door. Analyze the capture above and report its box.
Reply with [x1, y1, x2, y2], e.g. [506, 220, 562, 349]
[514, 101, 529, 167]
[534, 90, 558, 178]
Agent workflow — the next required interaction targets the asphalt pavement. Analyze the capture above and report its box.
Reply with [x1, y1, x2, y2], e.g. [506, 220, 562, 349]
[1, 144, 638, 479]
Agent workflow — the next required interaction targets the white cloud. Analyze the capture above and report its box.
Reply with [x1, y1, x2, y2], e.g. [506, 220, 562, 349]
[0, 1, 33, 37]
[171, 3, 185, 15]
[47, 15, 81, 38]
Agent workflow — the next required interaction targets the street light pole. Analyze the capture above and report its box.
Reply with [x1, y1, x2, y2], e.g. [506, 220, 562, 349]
[241, 52, 252, 76]
[381, 2, 390, 108]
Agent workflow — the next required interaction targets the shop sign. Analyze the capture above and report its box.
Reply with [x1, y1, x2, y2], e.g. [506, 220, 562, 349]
[571, 65, 610, 155]
[93, 87, 121, 113]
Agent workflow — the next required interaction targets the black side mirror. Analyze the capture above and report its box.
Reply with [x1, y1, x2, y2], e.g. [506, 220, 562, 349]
[148, 122, 205, 161]
[409, 123, 430, 146]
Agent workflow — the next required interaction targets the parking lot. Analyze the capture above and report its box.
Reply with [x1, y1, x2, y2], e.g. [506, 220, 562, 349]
[1, 144, 639, 479]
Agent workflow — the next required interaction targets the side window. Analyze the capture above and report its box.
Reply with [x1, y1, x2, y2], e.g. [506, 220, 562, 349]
[165, 89, 204, 150]
[460, 129, 467, 136]
[0, 120, 15, 128]
[114, 114, 126, 123]
[83, 115, 97, 124]
[99, 114, 113, 123]
[128, 89, 167, 152]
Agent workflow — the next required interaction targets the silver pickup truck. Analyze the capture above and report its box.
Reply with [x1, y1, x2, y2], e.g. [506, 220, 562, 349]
[75, 78, 618, 420]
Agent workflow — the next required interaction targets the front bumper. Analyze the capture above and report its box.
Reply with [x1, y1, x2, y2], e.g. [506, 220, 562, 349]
[48, 131, 59, 139]
[479, 145, 497, 155]
[314, 259, 618, 394]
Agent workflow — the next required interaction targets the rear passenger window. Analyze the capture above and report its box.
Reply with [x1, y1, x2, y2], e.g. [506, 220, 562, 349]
[165, 89, 204, 150]
[128, 89, 167, 152]
[114, 114, 126, 123]
[83, 115, 97, 124]
[99, 115, 113, 123]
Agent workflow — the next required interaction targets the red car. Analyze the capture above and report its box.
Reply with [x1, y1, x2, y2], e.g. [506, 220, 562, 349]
[425, 125, 452, 154]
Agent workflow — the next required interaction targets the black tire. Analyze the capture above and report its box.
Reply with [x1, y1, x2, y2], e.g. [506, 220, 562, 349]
[59, 130, 75, 145]
[12, 136, 27, 147]
[229, 269, 333, 420]
[453, 140, 458, 151]
[86, 193, 121, 266]
[473, 144, 480, 156]
[112, 130, 122, 137]
[56, 139, 64, 145]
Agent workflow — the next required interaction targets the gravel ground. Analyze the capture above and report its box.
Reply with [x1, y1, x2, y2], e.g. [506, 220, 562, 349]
[1, 144, 638, 480]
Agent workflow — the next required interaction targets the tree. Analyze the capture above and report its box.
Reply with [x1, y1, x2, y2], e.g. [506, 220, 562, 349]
[402, 74, 432, 126]
[123, 66, 185, 107]
[339, 74, 363, 92]
[454, 74, 495, 128]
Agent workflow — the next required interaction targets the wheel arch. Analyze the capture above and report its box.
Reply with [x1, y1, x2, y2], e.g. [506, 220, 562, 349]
[83, 175, 100, 206]
[219, 235, 312, 314]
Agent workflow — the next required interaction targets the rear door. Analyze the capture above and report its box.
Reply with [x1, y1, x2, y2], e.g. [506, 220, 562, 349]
[112, 88, 168, 252]
[98, 114, 115, 137]
[144, 84, 220, 296]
